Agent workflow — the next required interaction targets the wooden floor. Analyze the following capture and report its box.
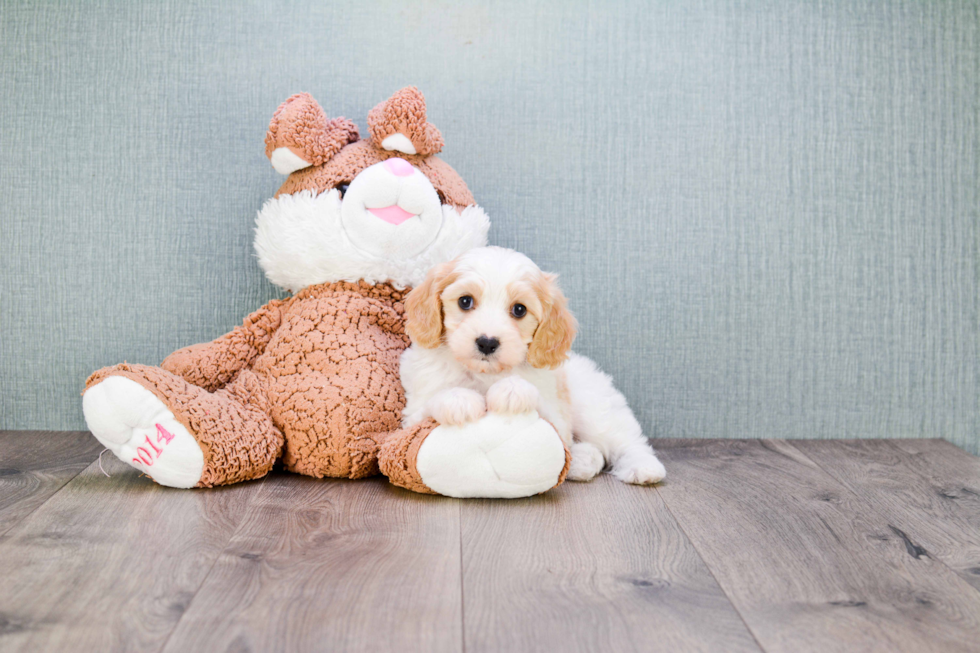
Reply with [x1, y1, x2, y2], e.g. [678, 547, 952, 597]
[1, 433, 979, 652]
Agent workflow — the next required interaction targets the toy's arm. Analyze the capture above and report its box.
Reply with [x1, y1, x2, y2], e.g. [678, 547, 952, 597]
[161, 299, 287, 392]
[379, 419, 442, 494]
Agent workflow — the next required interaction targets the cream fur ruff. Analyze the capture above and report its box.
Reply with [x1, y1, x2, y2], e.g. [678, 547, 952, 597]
[254, 188, 490, 292]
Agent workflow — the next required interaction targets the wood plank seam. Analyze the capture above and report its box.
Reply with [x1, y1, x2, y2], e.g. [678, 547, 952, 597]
[0, 451, 265, 651]
[0, 439, 103, 539]
[788, 441, 951, 565]
[459, 472, 762, 652]
[652, 478, 768, 652]
[787, 439, 980, 600]
[651, 439, 980, 652]
[153, 477, 272, 653]
[458, 501, 467, 653]
[158, 476, 463, 652]
[0, 459, 96, 539]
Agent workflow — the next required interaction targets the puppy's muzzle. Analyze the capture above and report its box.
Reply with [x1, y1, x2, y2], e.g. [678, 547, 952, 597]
[475, 335, 500, 356]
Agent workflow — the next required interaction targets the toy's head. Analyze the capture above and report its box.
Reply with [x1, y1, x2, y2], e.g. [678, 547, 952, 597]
[255, 87, 489, 293]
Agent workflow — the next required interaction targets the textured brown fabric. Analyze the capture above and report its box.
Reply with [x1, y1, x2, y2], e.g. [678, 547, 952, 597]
[85, 364, 283, 488]
[542, 418, 573, 490]
[264, 92, 359, 166]
[251, 281, 411, 479]
[367, 86, 444, 156]
[556, 441, 572, 486]
[273, 139, 475, 209]
[348, 432, 387, 480]
[85, 281, 413, 487]
[378, 418, 439, 494]
[161, 299, 285, 392]
[268, 88, 475, 210]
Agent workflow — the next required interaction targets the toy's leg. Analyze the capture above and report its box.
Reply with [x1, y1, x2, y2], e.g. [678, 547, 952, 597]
[276, 365, 407, 480]
[379, 414, 572, 498]
[83, 364, 283, 488]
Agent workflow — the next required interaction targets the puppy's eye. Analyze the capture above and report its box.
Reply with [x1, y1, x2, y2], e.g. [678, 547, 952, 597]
[458, 296, 475, 311]
[337, 182, 350, 198]
[511, 303, 527, 319]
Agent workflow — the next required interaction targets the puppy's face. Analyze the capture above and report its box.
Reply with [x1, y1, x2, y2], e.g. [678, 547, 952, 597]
[406, 248, 577, 373]
[440, 268, 542, 373]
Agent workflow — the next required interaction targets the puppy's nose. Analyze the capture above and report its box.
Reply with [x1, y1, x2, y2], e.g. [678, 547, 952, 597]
[475, 335, 500, 356]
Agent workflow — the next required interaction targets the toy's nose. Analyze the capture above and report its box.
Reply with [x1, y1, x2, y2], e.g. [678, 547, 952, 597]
[384, 157, 414, 177]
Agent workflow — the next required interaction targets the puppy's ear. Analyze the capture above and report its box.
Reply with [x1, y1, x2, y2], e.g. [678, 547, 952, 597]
[527, 273, 578, 369]
[406, 261, 458, 348]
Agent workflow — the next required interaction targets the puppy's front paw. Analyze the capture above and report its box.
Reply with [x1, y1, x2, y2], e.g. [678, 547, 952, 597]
[613, 451, 666, 485]
[567, 441, 605, 481]
[486, 376, 540, 415]
[426, 388, 486, 426]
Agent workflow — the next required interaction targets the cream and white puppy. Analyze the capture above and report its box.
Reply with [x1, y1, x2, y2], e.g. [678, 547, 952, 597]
[400, 246, 666, 484]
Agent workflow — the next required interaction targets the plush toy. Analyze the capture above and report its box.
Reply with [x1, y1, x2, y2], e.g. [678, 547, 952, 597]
[83, 87, 570, 498]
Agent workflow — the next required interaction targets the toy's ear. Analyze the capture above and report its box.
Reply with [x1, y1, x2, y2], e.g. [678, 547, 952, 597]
[405, 261, 458, 348]
[527, 273, 578, 369]
[265, 93, 359, 175]
[368, 86, 444, 156]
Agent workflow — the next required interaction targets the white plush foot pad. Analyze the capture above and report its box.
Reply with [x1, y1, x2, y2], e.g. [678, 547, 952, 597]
[415, 412, 567, 499]
[83, 377, 205, 488]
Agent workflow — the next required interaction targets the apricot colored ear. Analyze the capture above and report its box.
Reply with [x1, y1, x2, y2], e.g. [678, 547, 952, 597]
[367, 86, 444, 156]
[265, 93, 359, 175]
[405, 261, 458, 348]
[527, 274, 578, 369]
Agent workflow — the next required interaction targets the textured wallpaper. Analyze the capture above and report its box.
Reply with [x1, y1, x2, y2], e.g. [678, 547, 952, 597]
[1, 0, 977, 453]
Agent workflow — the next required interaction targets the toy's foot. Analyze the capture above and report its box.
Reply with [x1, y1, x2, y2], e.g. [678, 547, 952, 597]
[613, 448, 667, 485]
[83, 376, 205, 488]
[566, 441, 605, 481]
[414, 412, 568, 498]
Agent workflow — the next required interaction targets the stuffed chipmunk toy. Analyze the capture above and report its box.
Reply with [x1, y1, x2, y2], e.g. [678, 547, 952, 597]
[83, 87, 570, 498]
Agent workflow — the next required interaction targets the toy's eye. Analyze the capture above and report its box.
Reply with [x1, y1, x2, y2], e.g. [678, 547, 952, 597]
[458, 296, 474, 311]
[511, 303, 527, 319]
[337, 182, 350, 198]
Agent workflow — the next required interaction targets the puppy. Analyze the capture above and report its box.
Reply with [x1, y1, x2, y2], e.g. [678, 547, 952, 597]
[400, 246, 666, 484]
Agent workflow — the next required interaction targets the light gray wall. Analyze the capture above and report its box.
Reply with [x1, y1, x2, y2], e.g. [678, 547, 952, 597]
[2, 0, 977, 453]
